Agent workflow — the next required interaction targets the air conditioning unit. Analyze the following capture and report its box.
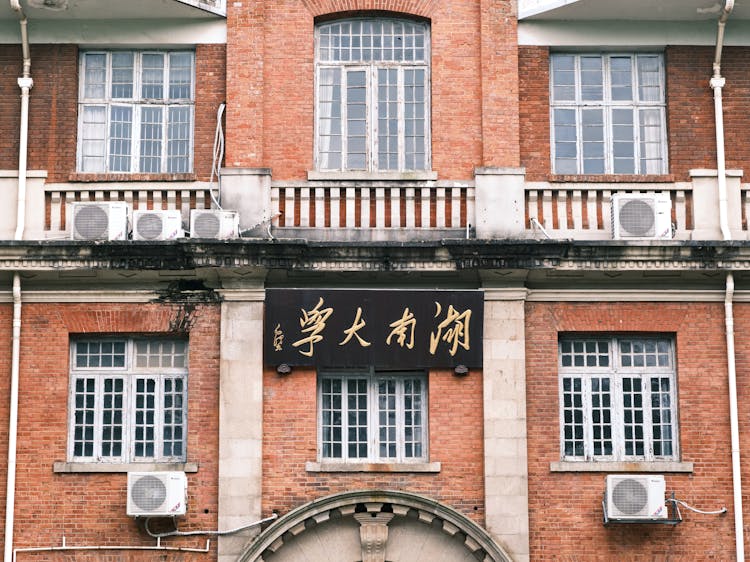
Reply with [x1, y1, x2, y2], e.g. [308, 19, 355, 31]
[71, 202, 129, 241]
[190, 209, 240, 239]
[611, 193, 672, 240]
[132, 210, 185, 241]
[127, 472, 187, 517]
[605, 474, 667, 520]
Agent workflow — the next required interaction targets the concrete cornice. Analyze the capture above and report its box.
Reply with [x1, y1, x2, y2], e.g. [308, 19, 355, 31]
[3, 240, 750, 276]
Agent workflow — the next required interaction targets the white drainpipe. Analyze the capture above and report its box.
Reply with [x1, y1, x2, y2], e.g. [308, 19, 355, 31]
[711, 1, 744, 560]
[5, 2, 31, 562]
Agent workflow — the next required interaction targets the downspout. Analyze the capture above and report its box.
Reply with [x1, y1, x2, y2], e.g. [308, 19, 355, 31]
[711, 2, 744, 561]
[5, 2, 31, 562]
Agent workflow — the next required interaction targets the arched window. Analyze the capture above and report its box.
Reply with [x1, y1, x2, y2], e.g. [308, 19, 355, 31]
[315, 18, 430, 173]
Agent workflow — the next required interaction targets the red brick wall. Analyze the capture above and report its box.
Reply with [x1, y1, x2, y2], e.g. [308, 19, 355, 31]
[226, 0, 521, 179]
[519, 45, 551, 182]
[0, 44, 225, 183]
[5, 302, 220, 560]
[261, 366, 486, 524]
[526, 301, 738, 559]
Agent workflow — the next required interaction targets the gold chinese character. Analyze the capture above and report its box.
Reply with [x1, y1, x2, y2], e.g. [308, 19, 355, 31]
[386, 307, 417, 349]
[429, 302, 472, 356]
[339, 307, 371, 347]
[273, 323, 284, 352]
[292, 297, 334, 357]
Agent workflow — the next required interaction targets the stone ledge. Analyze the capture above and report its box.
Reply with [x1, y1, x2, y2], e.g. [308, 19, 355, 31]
[550, 461, 693, 473]
[53, 461, 199, 473]
[306, 461, 441, 473]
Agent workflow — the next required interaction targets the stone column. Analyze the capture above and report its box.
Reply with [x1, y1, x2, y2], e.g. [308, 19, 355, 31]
[219, 167, 272, 234]
[690, 168, 744, 240]
[482, 284, 529, 562]
[217, 284, 266, 562]
[474, 167, 527, 239]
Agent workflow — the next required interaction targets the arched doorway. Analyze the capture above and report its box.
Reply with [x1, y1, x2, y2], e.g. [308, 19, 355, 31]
[239, 490, 513, 562]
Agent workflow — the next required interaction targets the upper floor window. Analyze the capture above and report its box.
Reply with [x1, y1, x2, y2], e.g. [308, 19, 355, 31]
[550, 53, 667, 175]
[319, 370, 427, 463]
[68, 338, 188, 463]
[315, 18, 430, 173]
[77, 51, 194, 174]
[559, 335, 678, 462]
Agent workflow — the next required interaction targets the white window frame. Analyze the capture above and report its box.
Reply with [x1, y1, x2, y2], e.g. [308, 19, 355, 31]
[550, 53, 668, 175]
[67, 337, 188, 463]
[558, 335, 678, 462]
[314, 18, 431, 173]
[77, 50, 195, 174]
[318, 369, 428, 463]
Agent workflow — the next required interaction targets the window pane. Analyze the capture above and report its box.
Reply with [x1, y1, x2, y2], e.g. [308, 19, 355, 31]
[609, 56, 633, 102]
[346, 71, 367, 170]
[551, 55, 576, 102]
[83, 53, 107, 99]
[403, 378, 424, 458]
[562, 377, 585, 457]
[163, 377, 185, 457]
[581, 108, 604, 174]
[73, 377, 97, 458]
[318, 68, 342, 170]
[651, 377, 673, 456]
[404, 69, 427, 171]
[377, 68, 398, 171]
[167, 107, 191, 173]
[141, 53, 164, 99]
[169, 52, 193, 99]
[553, 108, 578, 174]
[101, 378, 124, 457]
[111, 52, 134, 99]
[612, 108, 635, 174]
[377, 379, 397, 458]
[140, 106, 163, 173]
[640, 108, 664, 174]
[637, 55, 662, 102]
[590, 377, 612, 456]
[109, 106, 133, 172]
[80, 106, 107, 173]
[134, 378, 157, 458]
[321, 378, 343, 458]
[622, 377, 644, 456]
[580, 56, 603, 101]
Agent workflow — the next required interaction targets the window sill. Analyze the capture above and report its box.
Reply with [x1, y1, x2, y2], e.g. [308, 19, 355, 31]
[306, 461, 441, 473]
[550, 461, 693, 473]
[307, 170, 438, 182]
[548, 174, 675, 184]
[53, 461, 199, 473]
[69, 173, 197, 183]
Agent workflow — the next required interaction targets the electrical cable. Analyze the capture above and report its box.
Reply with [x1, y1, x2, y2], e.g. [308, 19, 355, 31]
[209, 102, 226, 209]
[672, 499, 727, 515]
[145, 513, 278, 539]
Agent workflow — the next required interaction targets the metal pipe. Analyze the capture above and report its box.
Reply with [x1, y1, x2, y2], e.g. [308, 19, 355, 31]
[14, 538, 211, 561]
[5, 2, 31, 561]
[725, 272, 744, 562]
[711, 2, 744, 559]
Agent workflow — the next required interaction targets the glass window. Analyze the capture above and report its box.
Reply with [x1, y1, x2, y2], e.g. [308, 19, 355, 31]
[550, 54, 667, 175]
[69, 338, 188, 463]
[77, 51, 194, 174]
[559, 336, 677, 462]
[315, 18, 430, 172]
[319, 369, 427, 462]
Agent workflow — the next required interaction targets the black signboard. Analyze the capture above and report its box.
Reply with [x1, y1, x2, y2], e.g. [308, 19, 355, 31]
[264, 289, 483, 368]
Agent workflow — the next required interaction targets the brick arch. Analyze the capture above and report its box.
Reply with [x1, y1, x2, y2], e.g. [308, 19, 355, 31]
[300, 0, 438, 19]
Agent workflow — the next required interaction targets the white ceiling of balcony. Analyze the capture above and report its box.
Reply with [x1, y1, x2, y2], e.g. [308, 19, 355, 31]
[520, 0, 750, 21]
[0, 0, 224, 21]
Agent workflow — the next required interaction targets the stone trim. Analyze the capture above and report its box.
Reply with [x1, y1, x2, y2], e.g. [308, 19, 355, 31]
[305, 461, 441, 473]
[550, 461, 694, 473]
[238, 490, 513, 562]
[53, 461, 198, 473]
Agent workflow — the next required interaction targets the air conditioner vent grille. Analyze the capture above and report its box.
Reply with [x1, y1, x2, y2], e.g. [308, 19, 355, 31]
[130, 475, 168, 512]
[193, 212, 221, 238]
[74, 205, 109, 239]
[135, 213, 165, 240]
[611, 478, 649, 515]
[618, 199, 656, 237]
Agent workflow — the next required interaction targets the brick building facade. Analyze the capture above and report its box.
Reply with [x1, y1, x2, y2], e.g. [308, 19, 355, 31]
[0, 0, 749, 561]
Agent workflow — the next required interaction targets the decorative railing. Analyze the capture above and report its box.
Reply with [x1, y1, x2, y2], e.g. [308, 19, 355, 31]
[525, 183, 694, 239]
[45, 186, 213, 235]
[270, 182, 475, 239]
